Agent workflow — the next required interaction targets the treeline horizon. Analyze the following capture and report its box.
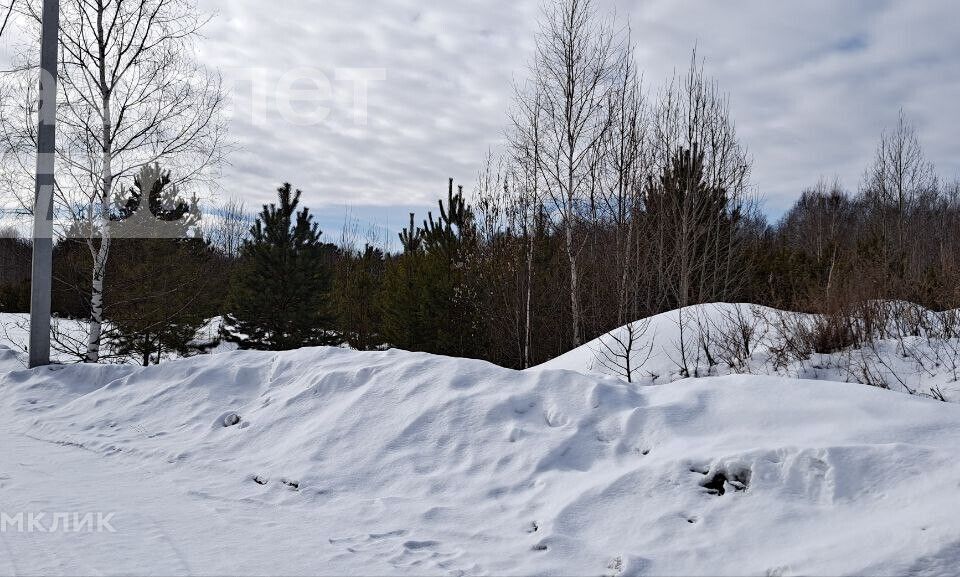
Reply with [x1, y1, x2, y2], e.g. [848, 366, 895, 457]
[2, 108, 958, 369]
[2, 0, 959, 369]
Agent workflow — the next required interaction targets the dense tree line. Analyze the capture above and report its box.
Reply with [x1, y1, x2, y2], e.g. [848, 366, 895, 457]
[2, 113, 958, 368]
[2, 0, 959, 369]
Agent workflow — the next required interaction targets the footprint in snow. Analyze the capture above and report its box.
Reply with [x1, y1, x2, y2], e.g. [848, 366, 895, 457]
[221, 412, 241, 427]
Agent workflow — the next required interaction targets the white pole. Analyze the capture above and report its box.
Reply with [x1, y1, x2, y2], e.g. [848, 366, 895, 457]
[28, 0, 59, 368]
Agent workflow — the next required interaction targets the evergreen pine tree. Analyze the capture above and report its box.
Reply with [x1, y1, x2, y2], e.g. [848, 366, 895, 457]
[222, 183, 337, 350]
[420, 180, 482, 356]
[379, 213, 429, 351]
[379, 179, 482, 357]
[107, 163, 213, 365]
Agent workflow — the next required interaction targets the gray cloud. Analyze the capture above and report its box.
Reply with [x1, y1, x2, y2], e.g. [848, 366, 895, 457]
[196, 0, 539, 235]
[5, 1, 959, 233]
[621, 0, 960, 214]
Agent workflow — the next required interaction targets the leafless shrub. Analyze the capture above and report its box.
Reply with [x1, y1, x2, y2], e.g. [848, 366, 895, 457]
[709, 305, 766, 373]
[810, 311, 861, 354]
[765, 311, 814, 370]
[592, 319, 653, 383]
[669, 307, 704, 378]
[694, 311, 718, 375]
[845, 348, 893, 390]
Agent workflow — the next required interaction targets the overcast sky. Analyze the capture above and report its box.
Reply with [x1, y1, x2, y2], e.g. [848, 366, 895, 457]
[6, 0, 960, 241]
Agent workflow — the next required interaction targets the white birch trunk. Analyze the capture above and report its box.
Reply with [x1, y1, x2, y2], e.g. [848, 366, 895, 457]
[86, 57, 113, 363]
[85, 232, 110, 362]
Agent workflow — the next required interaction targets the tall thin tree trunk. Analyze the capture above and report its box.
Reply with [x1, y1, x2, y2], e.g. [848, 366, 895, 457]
[566, 148, 582, 346]
[523, 226, 534, 368]
[86, 23, 113, 362]
[86, 232, 110, 362]
[566, 215, 581, 347]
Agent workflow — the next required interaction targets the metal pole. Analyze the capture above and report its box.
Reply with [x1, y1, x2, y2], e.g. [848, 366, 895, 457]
[28, 0, 60, 368]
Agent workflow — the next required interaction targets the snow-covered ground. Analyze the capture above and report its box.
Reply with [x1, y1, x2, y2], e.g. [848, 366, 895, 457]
[538, 303, 960, 402]
[0, 313, 231, 365]
[0, 314, 91, 364]
[10, 303, 957, 404]
[2, 338, 960, 575]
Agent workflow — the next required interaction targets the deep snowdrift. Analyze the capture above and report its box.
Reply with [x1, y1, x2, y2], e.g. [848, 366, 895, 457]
[2, 343, 960, 575]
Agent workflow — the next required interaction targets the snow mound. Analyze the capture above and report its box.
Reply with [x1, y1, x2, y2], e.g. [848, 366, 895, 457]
[536, 302, 960, 402]
[3, 346, 960, 575]
[536, 303, 774, 378]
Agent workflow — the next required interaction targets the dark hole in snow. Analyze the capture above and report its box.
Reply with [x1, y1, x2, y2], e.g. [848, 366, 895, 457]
[701, 474, 727, 495]
[700, 468, 751, 496]
[223, 413, 241, 427]
[281, 478, 300, 490]
[251, 475, 268, 485]
[531, 543, 548, 551]
[527, 521, 539, 533]
[641, 449, 651, 456]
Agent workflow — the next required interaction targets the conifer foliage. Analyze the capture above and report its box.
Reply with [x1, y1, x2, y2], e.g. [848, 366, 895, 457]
[222, 183, 337, 350]
[107, 163, 213, 366]
[113, 163, 199, 232]
[380, 179, 483, 357]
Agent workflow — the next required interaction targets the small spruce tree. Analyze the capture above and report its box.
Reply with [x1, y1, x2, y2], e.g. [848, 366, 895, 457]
[222, 183, 337, 350]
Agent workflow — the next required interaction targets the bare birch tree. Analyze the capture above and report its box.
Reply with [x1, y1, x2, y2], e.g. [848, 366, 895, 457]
[0, 0, 227, 362]
[517, 0, 620, 347]
[644, 53, 751, 375]
[599, 28, 647, 328]
[861, 111, 937, 293]
[206, 196, 248, 259]
[507, 77, 547, 368]
[648, 52, 751, 308]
